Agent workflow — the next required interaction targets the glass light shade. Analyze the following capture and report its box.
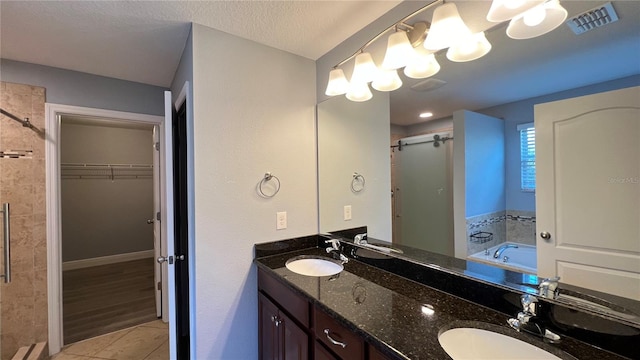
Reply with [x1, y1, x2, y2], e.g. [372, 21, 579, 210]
[346, 81, 373, 102]
[324, 68, 350, 96]
[423, 3, 473, 51]
[350, 52, 379, 83]
[506, 0, 568, 39]
[372, 69, 402, 92]
[446, 32, 492, 62]
[381, 31, 415, 70]
[404, 48, 441, 79]
[486, 0, 545, 22]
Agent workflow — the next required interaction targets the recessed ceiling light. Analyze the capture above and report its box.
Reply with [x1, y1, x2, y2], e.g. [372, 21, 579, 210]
[419, 112, 433, 118]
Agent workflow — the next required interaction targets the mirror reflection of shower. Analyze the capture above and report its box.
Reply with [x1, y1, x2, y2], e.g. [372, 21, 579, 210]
[391, 132, 454, 257]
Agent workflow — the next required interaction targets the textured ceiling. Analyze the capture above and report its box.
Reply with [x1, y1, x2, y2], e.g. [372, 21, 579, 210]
[0, 0, 401, 87]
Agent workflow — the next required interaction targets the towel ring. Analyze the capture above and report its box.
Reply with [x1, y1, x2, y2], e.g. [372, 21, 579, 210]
[351, 172, 365, 193]
[259, 172, 280, 198]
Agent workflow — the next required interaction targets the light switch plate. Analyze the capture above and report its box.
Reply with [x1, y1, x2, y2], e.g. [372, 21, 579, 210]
[276, 211, 287, 230]
[344, 205, 352, 221]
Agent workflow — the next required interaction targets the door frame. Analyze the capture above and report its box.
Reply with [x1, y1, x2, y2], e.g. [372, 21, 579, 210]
[45, 103, 164, 355]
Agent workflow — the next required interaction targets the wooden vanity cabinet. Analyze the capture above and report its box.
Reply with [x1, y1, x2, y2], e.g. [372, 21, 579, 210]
[258, 268, 395, 360]
[258, 270, 311, 360]
[259, 293, 309, 360]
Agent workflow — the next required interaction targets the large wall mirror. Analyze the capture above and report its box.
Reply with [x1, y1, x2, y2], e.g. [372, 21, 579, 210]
[317, 0, 639, 323]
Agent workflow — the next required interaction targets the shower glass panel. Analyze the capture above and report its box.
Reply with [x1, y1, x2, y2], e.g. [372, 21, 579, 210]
[393, 133, 454, 256]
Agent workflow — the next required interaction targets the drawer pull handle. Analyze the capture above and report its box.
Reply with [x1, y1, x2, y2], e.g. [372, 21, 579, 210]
[323, 329, 347, 348]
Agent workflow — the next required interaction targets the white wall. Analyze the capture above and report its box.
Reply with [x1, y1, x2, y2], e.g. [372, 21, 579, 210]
[190, 23, 317, 359]
[318, 93, 392, 241]
[60, 121, 154, 262]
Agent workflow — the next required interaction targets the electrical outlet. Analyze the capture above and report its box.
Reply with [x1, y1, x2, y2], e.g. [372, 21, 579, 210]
[344, 205, 352, 221]
[276, 211, 287, 230]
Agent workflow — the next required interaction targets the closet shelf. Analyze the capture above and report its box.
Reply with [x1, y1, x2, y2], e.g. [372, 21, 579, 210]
[61, 163, 153, 180]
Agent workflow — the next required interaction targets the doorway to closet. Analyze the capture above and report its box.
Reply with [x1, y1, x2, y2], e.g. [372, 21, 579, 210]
[59, 115, 163, 345]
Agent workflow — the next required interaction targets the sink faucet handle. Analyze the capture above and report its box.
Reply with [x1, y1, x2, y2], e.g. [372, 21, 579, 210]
[538, 276, 561, 299]
[325, 239, 340, 251]
[520, 294, 538, 315]
[354, 233, 368, 244]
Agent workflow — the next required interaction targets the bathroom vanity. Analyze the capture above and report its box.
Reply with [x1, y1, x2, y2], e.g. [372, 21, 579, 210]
[255, 235, 639, 360]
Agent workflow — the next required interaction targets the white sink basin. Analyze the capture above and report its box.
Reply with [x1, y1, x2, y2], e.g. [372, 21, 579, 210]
[285, 256, 343, 277]
[438, 328, 562, 360]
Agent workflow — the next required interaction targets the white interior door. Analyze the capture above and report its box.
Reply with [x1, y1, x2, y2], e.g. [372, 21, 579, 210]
[161, 91, 177, 358]
[535, 86, 640, 300]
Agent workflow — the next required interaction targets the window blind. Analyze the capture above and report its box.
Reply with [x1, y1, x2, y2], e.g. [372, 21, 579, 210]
[517, 122, 535, 191]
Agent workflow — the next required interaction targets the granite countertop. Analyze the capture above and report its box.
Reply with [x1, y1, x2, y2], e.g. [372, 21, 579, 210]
[255, 246, 624, 360]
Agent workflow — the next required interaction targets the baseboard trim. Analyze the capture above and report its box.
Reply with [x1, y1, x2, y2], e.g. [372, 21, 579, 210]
[63, 250, 154, 271]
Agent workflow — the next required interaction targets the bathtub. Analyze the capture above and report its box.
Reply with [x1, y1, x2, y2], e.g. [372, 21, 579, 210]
[467, 242, 537, 275]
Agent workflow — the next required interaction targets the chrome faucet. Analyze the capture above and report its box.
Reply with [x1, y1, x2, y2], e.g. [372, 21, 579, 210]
[538, 277, 561, 299]
[354, 233, 368, 245]
[493, 244, 518, 258]
[325, 239, 348, 264]
[508, 294, 561, 343]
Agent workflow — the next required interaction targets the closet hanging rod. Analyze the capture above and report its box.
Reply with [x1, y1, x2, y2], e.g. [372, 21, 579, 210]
[61, 163, 153, 169]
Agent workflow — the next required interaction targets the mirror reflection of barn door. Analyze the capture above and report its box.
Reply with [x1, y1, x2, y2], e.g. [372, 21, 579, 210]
[536, 86, 640, 300]
[394, 132, 454, 256]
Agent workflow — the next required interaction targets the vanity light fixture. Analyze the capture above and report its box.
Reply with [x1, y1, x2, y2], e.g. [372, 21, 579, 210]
[404, 47, 441, 79]
[372, 69, 403, 92]
[381, 29, 416, 70]
[346, 81, 373, 102]
[486, 0, 545, 23]
[506, 0, 568, 39]
[446, 31, 492, 62]
[325, 68, 350, 96]
[423, 2, 474, 51]
[487, 0, 568, 40]
[351, 52, 379, 84]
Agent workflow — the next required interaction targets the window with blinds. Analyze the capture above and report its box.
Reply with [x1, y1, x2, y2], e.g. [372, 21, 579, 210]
[518, 122, 536, 191]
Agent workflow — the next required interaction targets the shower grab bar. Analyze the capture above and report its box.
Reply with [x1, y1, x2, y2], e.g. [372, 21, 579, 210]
[1, 203, 10, 283]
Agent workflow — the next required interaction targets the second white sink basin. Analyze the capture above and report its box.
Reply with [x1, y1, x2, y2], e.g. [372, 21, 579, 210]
[438, 328, 562, 360]
[285, 256, 343, 277]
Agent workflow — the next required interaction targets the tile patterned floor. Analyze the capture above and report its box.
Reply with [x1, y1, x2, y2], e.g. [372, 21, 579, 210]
[52, 320, 168, 360]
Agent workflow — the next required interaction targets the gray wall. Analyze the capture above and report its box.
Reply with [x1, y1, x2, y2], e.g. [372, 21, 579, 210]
[190, 23, 317, 359]
[318, 92, 391, 240]
[60, 121, 154, 262]
[0, 59, 166, 115]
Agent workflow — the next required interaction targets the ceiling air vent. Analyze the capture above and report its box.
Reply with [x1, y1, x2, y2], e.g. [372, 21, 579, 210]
[566, 2, 619, 35]
[410, 78, 447, 92]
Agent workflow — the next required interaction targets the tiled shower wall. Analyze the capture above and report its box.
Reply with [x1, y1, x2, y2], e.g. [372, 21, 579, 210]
[0, 82, 48, 359]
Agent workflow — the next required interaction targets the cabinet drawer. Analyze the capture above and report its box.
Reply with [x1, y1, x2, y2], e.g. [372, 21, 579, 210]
[259, 268, 310, 327]
[315, 341, 339, 360]
[314, 307, 364, 360]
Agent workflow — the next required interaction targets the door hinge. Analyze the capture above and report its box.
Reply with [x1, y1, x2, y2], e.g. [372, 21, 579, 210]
[156, 211, 161, 221]
[157, 281, 162, 291]
[155, 142, 160, 151]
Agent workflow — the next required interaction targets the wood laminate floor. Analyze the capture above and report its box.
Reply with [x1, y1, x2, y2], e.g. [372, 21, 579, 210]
[63, 258, 158, 345]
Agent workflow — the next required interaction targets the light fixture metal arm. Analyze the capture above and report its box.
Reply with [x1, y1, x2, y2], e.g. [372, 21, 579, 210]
[331, 0, 443, 69]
